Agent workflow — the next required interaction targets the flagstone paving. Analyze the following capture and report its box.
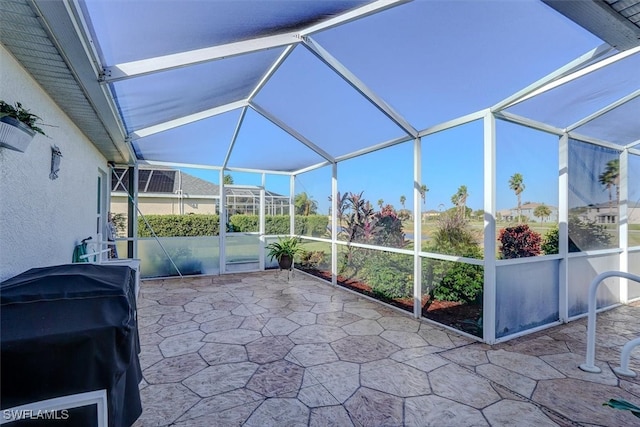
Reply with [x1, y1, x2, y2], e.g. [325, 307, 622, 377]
[132, 272, 640, 426]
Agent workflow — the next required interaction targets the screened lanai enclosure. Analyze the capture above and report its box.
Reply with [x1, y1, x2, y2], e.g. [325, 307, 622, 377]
[3, 0, 639, 344]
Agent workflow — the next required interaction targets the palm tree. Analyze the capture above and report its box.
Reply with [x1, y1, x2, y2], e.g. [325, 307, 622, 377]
[400, 195, 406, 210]
[377, 199, 384, 209]
[509, 173, 525, 223]
[223, 174, 234, 185]
[294, 192, 317, 216]
[419, 184, 428, 206]
[451, 185, 468, 218]
[599, 159, 619, 216]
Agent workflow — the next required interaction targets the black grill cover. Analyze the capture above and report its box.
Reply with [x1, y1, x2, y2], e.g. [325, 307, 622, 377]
[1, 263, 142, 427]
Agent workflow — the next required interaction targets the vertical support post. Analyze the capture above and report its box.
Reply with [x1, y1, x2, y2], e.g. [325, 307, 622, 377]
[413, 137, 422, 319]
[620, 149, 629, 302]
[290, 175, 295, 236]
[559, 134, 569, 321]
[331, 163, 338, 286]
[219, 169, 226, 274]
[127, 165, 138, 259]
[483, 111, 497, 344]
[259, 173, 266, 271]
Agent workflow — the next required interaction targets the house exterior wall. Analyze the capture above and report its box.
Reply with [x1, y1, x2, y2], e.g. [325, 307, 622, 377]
[0, 45, 108, 282]
[110, 195, 218, 217]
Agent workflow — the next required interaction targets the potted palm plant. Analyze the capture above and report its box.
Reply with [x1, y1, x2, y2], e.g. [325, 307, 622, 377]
[266, 236, 302, 271]
[0, 100, 46, 152]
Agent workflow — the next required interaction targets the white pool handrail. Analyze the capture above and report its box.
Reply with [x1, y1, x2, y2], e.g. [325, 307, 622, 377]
[579, 271, 640, 374]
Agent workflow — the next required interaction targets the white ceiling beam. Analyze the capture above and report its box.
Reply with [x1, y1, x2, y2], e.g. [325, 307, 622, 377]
[131, 99, 247, 139]
[292, 160, 332, 176]
[248, 45, 296, 102]
[626, 139, 640, 150]
[300, 0, 411, 36]
[417, 109, 487, 138]
[501, 45, 640, 109]
[493, 111, 565, 136]
[223, 107, 248, 169]
[492, 43, 614, 112]
[566, 89, 640, 132]
[335, 135, 413, 163]
[102, 32, 301, 82]
[302, 36, 418, 138]
[250, 102, 336, 164]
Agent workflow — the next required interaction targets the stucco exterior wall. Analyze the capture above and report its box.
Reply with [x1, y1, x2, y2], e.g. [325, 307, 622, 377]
[0, 45, 108, 281]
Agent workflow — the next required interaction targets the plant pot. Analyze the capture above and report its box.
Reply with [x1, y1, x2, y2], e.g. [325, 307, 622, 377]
[0, 116, 36, 152]
[278, 255, 293, 270]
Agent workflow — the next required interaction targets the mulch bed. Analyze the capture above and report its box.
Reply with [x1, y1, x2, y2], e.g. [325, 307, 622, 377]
[298, 267, 482, 337]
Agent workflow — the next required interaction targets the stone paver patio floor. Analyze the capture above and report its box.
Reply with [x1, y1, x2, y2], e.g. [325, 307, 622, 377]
[132, 271, 640, 426]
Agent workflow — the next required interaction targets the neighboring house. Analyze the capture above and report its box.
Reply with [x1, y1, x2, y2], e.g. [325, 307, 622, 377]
[421, 210, 440, 220]
[111, 167, 221, 217]
[498, 202, 559, 223]
[110, 166, 290, 222]
[575, 202, 640, 225]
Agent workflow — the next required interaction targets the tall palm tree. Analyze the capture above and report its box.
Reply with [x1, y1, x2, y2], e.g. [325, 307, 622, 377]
[294, 192, 317, 216]
[400, 195, 406, 210]
[451, 185, 468, 218]
[599, 159, 619, 216]
[509, 173, 525, 223]
[377, 199, 384, 209]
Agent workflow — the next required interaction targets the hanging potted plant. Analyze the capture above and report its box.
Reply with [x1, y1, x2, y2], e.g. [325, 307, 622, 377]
[266, 236, 303, 271]
[0, 101, 46, 152]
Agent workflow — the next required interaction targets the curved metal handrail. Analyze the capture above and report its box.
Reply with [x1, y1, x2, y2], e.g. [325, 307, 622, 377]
[579, 271, 640, 374]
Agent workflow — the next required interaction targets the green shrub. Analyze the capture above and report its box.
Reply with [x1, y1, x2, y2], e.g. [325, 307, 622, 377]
[138, 214, 219, 237]
[229, 214, 258, 232]
[363, 252, 413, 299]
[295, 215, 329, 237]
[542, 225, 559, 255]
[423, 212, 484, 304]
[498, 224, 542, 259]
[432, 259, 484, 303]
[299, 250, 328, 269]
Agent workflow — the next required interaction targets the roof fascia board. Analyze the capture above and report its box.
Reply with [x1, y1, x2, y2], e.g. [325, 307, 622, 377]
[225, 166, 292, 176]
[250, 102, 336, 163]
[542, 0, 640, 51]
[300, 0, 411, 36]
[131, 99, 248, 139]
[223, 107, 248, 169]
[417, 109, 487, 138]
[566, 88, 640, 132]
[492, 43, 614, 112]
[139, 160, 222, 171]
[503, 45, 640, 109]
[32, 0, 132, 162]
[112, 192, 220, 200]
[102, 33, 300, 83]
[302, 36, 418, 138]
[335, 134, 413, 163]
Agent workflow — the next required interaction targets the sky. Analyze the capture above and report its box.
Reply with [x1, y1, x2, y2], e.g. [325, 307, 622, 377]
[82, 0, 638, 215]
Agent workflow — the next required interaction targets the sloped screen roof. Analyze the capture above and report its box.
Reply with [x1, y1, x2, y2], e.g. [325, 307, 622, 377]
[75, 0, 639, 173]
